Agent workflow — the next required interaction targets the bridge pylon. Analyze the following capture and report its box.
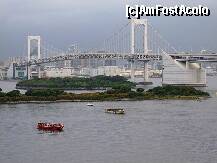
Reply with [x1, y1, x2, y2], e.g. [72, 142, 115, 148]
[27, 36, 41, 79]
[130, 19, 150, 84]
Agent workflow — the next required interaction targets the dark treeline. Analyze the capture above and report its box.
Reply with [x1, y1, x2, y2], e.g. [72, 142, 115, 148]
[0, 85, 210, 104]
[16, 76, 136, 90]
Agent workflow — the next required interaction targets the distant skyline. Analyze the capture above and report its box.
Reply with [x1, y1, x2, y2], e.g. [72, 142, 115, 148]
[0, 0, 217, 60]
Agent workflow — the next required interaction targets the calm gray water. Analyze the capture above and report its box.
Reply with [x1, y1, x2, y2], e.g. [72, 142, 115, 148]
[0, 77, 217, 163]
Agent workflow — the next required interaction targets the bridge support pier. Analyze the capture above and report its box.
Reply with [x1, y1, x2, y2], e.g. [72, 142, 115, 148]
[38, 66, 41, 79]
[130, 61, 135, 82]
[143, 61, 149, 82]
[142, 60, 152, 85]
[27, 65, 31, 80]
[12, 63, 16, 79]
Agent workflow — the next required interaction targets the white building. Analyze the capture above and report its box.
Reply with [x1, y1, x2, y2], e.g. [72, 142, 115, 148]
[80, 66, 121, 77]
[15, 67, 27, 79]
[0, 67, 7, 80]
[79, 66, 155, 79]
[120, 69, 131, 78]
[149, 69, 162, 78]
[103, 66, 121, 76]
[43, 67, 76, 78]
[6, 63, 27, 79]
[80, 68, 91, 76]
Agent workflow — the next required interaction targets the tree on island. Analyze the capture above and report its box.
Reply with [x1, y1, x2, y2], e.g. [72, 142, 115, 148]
[6, 90, 21, 97]
[136, 88, 144, 93]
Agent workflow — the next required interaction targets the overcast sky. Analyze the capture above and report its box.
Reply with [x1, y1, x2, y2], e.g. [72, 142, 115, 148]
[0, 0, 216, 60]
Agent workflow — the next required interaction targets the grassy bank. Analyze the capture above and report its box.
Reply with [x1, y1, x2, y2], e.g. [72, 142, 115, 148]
[0, 85, 210, 104]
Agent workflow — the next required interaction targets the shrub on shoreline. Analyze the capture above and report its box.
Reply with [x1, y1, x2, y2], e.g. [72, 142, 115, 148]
[6, 90, 21, 97]
[147, 85, 209, 97]
[25, 89, 64, 97]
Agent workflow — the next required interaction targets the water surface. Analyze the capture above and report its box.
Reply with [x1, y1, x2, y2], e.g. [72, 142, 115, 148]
[0, 77, 217, 163]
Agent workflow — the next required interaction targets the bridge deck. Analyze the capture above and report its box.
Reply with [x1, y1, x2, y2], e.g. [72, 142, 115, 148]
[170, 53, 217, 63]
[15, 53, 162, 66]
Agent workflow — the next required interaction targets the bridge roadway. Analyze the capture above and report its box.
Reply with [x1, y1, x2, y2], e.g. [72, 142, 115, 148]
[15, 53, 162, 67]
[170, 53, 217, 63]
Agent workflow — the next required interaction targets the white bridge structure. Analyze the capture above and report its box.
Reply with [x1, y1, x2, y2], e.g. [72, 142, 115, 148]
[14, 19, 217, 86]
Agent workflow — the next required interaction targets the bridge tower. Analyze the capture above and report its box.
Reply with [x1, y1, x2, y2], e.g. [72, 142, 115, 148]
[27, 36, 41, 79]
[130, 19, 149, 83]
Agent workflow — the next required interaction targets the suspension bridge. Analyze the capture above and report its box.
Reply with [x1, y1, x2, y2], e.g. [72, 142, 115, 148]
[14, 19, 217, 86]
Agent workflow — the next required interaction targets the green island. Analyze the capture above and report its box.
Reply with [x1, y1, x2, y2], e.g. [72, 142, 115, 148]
[16, 76, 135, 90]
[0, 79, 210, 104]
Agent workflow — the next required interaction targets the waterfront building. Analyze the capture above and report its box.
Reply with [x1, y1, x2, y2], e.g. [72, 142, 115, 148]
[0, 67, 7, 80]
[6, 61, 27, 79]
[15, 67, 27, 79]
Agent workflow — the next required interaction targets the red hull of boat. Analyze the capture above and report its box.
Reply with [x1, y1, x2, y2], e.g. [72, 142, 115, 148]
[37, 123, 64, 132]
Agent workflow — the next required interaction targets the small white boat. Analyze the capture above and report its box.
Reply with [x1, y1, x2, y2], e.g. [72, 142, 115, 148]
[87, 103, 94, 106]
[105, 108, 125, 114]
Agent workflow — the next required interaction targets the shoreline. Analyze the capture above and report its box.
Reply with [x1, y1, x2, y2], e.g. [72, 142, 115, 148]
[1, 84, 210, 105]
[0, 96, 209, 105]
[15, 86, 108, 91]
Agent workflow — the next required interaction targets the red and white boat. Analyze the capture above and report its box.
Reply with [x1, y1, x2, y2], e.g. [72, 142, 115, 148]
[37, 122, 64, 132]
